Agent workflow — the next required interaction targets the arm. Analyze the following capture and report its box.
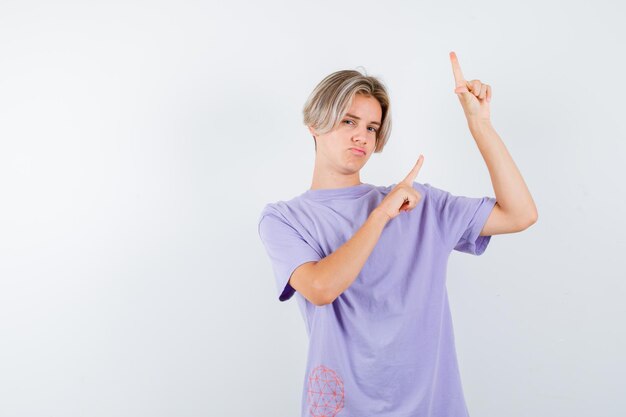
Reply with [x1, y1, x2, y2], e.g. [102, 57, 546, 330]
[290, 208, 390, 306]
[291, 157, 423, 306]
[468, 119, 539, 236]
[449, 51, 538, 236]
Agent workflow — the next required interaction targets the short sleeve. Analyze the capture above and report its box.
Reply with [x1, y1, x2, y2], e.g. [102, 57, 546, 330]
[423, 183, 497, 255]
[257, 208, 322, 302]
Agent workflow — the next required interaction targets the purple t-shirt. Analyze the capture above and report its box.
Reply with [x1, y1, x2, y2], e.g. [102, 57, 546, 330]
[257, 181, 497, 417]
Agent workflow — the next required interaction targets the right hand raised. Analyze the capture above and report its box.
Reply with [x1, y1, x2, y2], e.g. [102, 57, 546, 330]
[376, 155, 424, 221]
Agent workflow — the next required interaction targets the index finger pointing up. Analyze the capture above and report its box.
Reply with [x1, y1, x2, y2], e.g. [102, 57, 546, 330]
[449, 51, 466, 87]
[402, 155, 424, 185]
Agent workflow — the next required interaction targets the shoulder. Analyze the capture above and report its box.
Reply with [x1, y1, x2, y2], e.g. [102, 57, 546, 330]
[380, 181, 433, 196]
[258, 200, 289, 225]
[257, 201, 297, 240]
[258, 194, 307, 228]
[413, 181, 449, 201]
[259, 190, 307, 214]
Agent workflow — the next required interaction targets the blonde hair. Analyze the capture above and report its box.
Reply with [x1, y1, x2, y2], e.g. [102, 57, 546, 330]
[302, 69, 392, 153]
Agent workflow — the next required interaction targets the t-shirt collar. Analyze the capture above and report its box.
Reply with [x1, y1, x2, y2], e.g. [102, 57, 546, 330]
[301, 183, 375, 201]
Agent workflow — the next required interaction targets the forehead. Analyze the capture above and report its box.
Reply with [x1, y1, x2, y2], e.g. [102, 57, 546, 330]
[347, 94, 382, 121]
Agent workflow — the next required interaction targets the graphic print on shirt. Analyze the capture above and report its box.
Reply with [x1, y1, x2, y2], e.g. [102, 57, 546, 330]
[306, 365, 345, 417]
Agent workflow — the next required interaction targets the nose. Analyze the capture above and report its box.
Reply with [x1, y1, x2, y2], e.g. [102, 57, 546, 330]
[352, 127, 370, 145]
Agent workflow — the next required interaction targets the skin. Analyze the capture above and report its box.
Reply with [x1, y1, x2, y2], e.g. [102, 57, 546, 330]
[449, 51, 538, 235]
[308, 92, 423, 218]
[308, 93, 382, 191]
[292, 52, 539, 305]
[299, 95, 425, 306]
[308, 52, 539, 232]
[290, 159, 424, 305]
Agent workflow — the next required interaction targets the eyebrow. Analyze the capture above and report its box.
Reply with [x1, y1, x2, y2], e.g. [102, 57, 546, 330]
[345, 113, 381, 126]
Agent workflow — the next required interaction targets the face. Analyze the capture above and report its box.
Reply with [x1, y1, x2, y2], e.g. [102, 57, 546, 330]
[308, 93, 382, 176]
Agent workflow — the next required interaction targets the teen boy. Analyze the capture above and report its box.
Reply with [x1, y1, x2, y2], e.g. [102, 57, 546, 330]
[258, 51, 538, 417]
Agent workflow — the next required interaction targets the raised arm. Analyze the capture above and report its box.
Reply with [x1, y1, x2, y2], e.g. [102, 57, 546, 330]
[449, 51, 538, 235]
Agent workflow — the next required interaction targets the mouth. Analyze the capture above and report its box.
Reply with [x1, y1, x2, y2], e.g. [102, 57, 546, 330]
[350, 148, 366, 156]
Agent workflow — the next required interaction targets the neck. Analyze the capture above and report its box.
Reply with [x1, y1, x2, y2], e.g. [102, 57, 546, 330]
[310, 163, 362, 190]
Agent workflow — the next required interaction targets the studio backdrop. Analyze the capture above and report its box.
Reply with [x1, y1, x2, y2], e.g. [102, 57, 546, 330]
[0, 1, 624, 416]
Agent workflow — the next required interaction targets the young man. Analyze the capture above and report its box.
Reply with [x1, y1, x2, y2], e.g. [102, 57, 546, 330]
[257, 52, 538, 417]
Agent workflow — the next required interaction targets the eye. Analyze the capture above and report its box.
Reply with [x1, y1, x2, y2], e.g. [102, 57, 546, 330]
[344, 119, 377, 133]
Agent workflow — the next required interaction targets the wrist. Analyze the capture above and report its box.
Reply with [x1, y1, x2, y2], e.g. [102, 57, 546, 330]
[370, 208, 391, 224]
[467, 117, 492, 128]
[467, 118, 493, 136]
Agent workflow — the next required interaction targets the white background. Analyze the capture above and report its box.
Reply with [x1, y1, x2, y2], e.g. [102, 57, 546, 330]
[1, 1, 624, 416]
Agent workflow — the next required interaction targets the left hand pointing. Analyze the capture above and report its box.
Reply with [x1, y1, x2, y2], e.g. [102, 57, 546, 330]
[450, 51, 491, 122]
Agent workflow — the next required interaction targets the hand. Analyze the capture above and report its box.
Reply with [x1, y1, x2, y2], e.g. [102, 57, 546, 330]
[450, 51, 492, 122]
[376, 155, 424, 221]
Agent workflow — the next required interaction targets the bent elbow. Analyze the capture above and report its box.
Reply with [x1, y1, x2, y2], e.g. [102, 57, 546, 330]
[519, 211, 538, 231]
[312, 279, 334, 306]
[529, 208, 539, 225]
[316, 293, 336, 307]
[312, 274, 340, 306]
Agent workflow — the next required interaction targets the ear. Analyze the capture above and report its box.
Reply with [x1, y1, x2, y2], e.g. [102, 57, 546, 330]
[307, 125, 317, 136]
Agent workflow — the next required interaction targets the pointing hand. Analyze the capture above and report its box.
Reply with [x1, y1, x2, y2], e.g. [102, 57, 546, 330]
[450, 51, 492, 122]
[376, 155, 425, 221]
